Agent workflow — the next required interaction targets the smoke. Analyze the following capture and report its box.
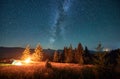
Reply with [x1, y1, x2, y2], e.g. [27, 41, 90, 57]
[49, 0, 73, 47]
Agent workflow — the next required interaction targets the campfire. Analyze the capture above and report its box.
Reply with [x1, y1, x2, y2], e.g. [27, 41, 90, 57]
[24, 57, 31, 64]
[12, 57, 31, 66]
[11, 44, 43, 66]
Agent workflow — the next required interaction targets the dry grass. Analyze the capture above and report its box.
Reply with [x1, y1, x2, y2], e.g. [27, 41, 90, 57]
[0, 62, 119, 79]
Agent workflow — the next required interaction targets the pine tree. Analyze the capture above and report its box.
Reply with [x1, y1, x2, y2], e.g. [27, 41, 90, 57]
[75, 43, 84, 64]
[32, 44, 43, 61]
[53, 51, 59, 62]
[59, 52, 62, 62]
[60, 47, 66, 62]
[93, 52, 106, 66]
[117, 52, 120, 66]
[73, 48, 77, 63]
[21, 45, 31, 60]
[83, 46, 92, 64]
[84, 46, 89, 55]
[66, 44, 73, 63]
[64, 47, 68, 62]
[77, 43, 84, 54]
[95, 42, 104, 52]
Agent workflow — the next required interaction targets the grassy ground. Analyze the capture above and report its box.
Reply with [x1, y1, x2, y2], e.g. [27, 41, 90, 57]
[0, 62, 119, 79]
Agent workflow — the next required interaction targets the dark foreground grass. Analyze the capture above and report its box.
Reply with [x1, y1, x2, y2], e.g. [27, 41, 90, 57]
[0, 63, 120, 79]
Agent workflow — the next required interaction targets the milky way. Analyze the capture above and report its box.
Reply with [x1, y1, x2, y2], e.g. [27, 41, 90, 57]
[1, 0, 120, 49]
[49, 0, 73, 47]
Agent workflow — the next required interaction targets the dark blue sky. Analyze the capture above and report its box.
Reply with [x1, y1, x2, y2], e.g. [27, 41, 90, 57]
[0, 0, 120, 50]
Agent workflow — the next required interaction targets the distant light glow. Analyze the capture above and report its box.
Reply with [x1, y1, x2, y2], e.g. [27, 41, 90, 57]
[103, 48, 110, 52]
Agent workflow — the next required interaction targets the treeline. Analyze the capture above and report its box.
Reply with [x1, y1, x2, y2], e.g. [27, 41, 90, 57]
[53, 43, 120, 66]
[20, 43, 120, 67]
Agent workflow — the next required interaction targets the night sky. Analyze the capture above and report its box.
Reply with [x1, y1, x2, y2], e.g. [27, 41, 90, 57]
[0, 0, 120, 50]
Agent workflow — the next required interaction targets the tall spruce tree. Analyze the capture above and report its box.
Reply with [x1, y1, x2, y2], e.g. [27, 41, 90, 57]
[117, 52, 120, 66]
[64, 47, 68, 63]
[95, 42, 104, 52]
[21, 45, 31, 60]
[94, 52, 107, 66]
[32, 44, 43, 61]
[75, 43, 84, 64]
[74, 48, 77, 63]
[53, 51, 59, 62]
[60, 47, 66, 62]
[83, 46, 93, 64]
[66, 44, 73, 63]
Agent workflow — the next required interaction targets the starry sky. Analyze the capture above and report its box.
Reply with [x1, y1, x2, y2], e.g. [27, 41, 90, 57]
[0, 0, 120, 50]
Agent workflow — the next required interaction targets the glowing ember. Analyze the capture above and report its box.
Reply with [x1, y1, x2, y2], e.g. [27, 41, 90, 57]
[24, 57, 31, 64]
[12, 60, 22, 66]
